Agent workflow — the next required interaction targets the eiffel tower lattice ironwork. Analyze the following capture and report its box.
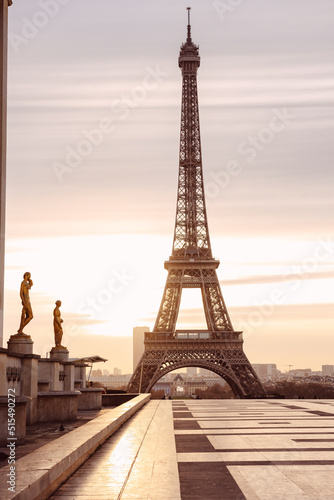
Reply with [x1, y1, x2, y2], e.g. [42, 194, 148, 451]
[127, 9, 265, 398]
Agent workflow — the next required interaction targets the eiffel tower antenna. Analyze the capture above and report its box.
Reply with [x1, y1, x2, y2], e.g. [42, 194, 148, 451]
[128, 11, 265, 398]
[187, 6, 191, 42]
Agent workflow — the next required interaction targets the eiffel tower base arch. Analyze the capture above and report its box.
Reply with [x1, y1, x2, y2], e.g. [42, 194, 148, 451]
[127, 333, 265, 398]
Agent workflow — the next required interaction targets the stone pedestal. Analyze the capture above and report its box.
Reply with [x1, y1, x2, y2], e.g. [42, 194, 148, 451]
[7, 333, 33, 355]
[50, 346, 69, 362]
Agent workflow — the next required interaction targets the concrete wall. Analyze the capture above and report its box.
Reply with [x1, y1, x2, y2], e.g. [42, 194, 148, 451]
[103, 393, 139, 407]
[37, 392, 80, 422]
[1, 349, 82, 427]
[0, 395, 31, 446]
[0, 350, 22, 395]
[78, 388, 103, 410]
[0, 349, 39, 425]
[38, 359, 66, 392]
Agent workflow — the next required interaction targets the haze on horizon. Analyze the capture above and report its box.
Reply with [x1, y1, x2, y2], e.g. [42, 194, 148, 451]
[3, 0, 334, 374]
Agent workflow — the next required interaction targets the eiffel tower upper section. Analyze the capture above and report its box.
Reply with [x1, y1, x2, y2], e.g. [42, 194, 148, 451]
[171, 8, 212, 262]
[152, 9, 234, 335]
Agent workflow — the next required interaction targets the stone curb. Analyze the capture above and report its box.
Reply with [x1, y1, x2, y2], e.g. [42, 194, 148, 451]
[0, 394, 150, 500]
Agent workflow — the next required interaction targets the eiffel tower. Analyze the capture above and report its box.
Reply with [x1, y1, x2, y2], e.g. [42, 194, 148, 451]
[128, 9, 265, 398]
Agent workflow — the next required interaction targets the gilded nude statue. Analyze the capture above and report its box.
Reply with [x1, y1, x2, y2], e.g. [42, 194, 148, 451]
[53, 300, 64, 347]
[17, 272, 33, 334]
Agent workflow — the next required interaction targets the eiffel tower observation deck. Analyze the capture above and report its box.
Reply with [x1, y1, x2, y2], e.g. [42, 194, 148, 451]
[128, 9, 265, 398]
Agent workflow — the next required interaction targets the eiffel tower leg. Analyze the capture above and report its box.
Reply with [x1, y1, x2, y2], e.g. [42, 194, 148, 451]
[201, 270, 233, 332]
[153, 271, 182, 333]
[226, 352, 265, 397]
[127, 349, 164, 393]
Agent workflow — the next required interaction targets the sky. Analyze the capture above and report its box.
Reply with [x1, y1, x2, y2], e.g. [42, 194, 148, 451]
[3, 0, 334, 375]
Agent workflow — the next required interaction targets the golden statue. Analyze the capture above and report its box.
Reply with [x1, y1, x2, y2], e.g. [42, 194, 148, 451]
[53, 300, 65, 348]
[17, 272, 33, 334]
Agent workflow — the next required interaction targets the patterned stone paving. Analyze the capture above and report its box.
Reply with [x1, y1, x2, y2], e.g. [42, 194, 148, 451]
[51, 399, 334, 499]
[174, 400, 334, 499]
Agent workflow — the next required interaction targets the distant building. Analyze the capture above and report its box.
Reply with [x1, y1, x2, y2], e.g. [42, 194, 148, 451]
[289, 368, 312, 378]
[113, 367, 121, 375]
[172, 374, 186, 397]
[171, 374, 207, 397]
[133, 326, 149, 372]
[198, 368, 217, 378]
[322, 365, 334, 376]
[153, 374, 207, 397]
[92, 369, 102, 378]
[187, 367, 197, 377]
[90, 374, 131, 389]
[103, 369, 110, 377]
[252, 364, 278, 381]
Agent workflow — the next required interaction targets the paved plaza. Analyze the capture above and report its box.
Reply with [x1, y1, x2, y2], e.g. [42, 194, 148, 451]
[50, 399, 334, 500]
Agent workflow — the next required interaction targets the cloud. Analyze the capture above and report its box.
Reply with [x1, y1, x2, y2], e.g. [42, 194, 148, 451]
[6, 1, 334, 241]
[143, 302, 334, 326]
[229, 302, 334, 322]
[220, 270, 334, 287]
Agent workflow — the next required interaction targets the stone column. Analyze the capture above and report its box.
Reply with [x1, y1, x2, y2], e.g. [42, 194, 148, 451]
[79, 364, 87, 388]
[0, 349, 6, 393]
[64, 363, 74, 391]
[0, 1, 13, 347]
[50, 361, 61, 391]
[21, 355, 39, 425]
